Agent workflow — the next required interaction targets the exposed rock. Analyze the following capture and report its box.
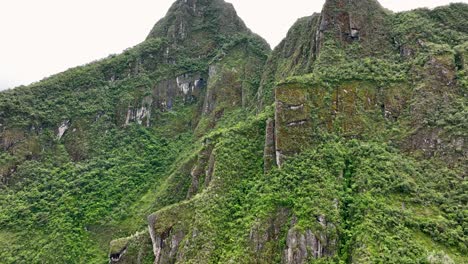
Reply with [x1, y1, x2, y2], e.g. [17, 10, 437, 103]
[150, 227, 185, 264]
[202, 65, 220, 115]
[283, 216, 337, 264]
[257, 14, 321, 109]
[350, 28, 360, 40]
[287, 120, 307, 127]
[274, 85, 313, 168]
[177, 74, 204, 97]
[263, 118, 276, 173]
[57, 120, 70, 140]
[197, 38, 268, 133]
[400, 45, 415, 58]
[153, 73, 205, 112]
[202, 57, 260, 116]
[148, 202, 192, 264]
[406, 51, 465, 163]
[110, 240, 128, 263]
[289, 104, 304, 111]
[125, 97, 153, 127]
[317, 0, 391, 55]
[109, 232, 153, 264]
[187, 141, 214, 198]
[146, 0, 253, 57]
[204, 151, 216, 188]
[125, 72, 206, 127]
[250, 208, 291, 262]
[272, 80, 417, 166]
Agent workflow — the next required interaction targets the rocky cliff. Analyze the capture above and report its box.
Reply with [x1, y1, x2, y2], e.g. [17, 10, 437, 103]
[0, 0, 466, 263]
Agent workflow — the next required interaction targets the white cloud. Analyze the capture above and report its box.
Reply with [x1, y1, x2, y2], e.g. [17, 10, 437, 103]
[0, 0, 466, 91]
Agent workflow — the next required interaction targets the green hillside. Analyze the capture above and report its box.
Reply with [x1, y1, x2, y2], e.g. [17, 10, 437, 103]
[0, 0, 466, 263]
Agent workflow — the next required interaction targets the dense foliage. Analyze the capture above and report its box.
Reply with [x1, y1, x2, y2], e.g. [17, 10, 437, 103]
[0, 0, 466, 263]
[0, 126, 195, 262]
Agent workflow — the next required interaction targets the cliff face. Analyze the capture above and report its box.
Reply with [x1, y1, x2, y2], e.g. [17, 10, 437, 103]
[316, 0, 392, 54]
[0, 0, 467, 263]
[0, 0, 269, 262]
[0, 0, 269, 183]
[261, 0, 467, 167]
[258, 14, 321, 109]
[137, 1, 466, 263]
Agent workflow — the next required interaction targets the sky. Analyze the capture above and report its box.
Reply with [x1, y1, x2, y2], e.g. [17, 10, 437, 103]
[0, 0, 466, 91]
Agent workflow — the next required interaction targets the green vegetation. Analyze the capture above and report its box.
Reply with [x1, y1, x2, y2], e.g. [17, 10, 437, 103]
[0, 0, 466, 263]
[0, 126, 194, 262]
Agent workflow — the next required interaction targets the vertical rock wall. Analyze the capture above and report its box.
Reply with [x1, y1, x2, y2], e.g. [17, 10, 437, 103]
[274, 84, 314, 168]
[263, 118, 276, 173]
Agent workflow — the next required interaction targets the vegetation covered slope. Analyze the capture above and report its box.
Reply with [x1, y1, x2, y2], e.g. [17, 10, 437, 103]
[0, 0, 269, 262]
[0, 0, 466, 263]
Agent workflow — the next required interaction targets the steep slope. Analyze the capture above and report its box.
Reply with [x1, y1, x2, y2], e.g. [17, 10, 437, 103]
[258, 14, 322, 109]
[0, 0, 467, 263]
[0, 0, 269, 262]
[132, 1, 467, 263]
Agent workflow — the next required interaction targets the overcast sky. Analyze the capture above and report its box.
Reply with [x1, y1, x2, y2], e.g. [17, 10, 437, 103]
[0, 0, 466, 91]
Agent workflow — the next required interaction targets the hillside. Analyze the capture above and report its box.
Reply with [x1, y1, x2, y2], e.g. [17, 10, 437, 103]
[0, 0, 466, 263]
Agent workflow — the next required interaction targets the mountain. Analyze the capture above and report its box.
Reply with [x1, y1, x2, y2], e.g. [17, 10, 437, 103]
[0, 0, 466, 263]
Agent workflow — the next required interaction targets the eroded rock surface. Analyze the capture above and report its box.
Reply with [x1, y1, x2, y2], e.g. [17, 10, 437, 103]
[109, 232, 153, 264]
[148, 202, 193, 264]
[274, 85, 313, 168]
[187, 139, 215, 198]
[154, 73, 206, 112]
[283, 216, 337, 264]
[250, 208, 290, 263]
[317, 0, 391, 55]
[263, 118, 276, 173]
[57, 120, 70, 139]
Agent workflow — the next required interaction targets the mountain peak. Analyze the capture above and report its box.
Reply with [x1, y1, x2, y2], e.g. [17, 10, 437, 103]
[146, 0, 249, 41]
[318, 0, 390, 52]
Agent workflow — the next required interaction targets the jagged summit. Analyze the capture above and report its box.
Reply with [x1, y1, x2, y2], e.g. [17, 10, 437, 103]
[317, 0, 391, 54]
[144, 0, 269, 60]
[146, 0, 249, 41]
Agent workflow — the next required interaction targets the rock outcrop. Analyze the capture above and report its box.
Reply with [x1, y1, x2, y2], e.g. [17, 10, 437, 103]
[1, 0, 466, 262]
[125, 97, 153, 127]
[186, 139, 215, 198]
[249, 210, 338, 264]
[405, 45, 466, 164]
[153, 73, 206, 112]
[258, 14, 321, 109]
[274, 84, 314, 168]
[250, 208, 290, 263]
[283, 216, 337, 264]
[109, 232, 153, 264]
[147, 202, 193, 264]
[198, 38, 269, 132]
[146, 0, 253, 58]
[317, 0, 392, 55]
[263, 118, 276, 173]
[57, 120, 70, 139]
